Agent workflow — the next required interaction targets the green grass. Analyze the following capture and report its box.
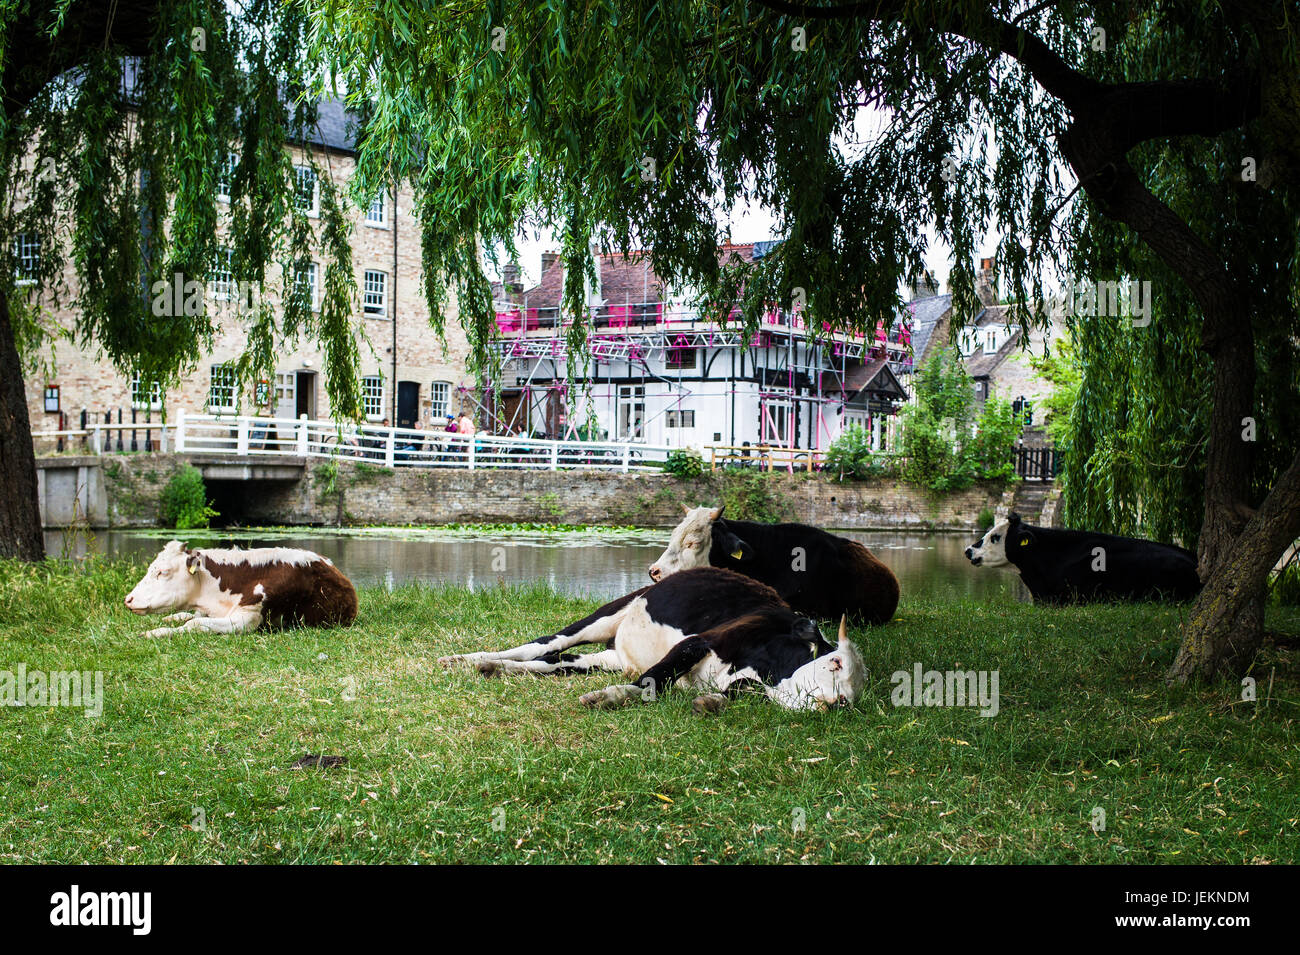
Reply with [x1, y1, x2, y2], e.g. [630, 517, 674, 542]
[1, 558, 1297, 864]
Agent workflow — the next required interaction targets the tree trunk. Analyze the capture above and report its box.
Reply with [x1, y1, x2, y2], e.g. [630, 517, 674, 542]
[1168, 447, 1300, 681]
[0, 289, 45, 560]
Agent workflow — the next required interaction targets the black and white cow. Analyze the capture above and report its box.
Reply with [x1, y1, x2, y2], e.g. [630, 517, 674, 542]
[648, 506, 899, 625]
[965, 512, 1201, 604]
[438, 567, 866, 712]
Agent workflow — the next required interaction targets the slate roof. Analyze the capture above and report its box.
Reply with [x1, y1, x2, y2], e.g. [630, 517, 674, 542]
[117, 57, 359, 153]
[903, 293, 953, 367]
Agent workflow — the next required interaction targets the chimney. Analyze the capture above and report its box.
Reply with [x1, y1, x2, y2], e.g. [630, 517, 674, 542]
[540, 251, 560, 277]
[912, 271, 939, 300]
[975, 256, 997, 306]
[501, 262, 523, 302]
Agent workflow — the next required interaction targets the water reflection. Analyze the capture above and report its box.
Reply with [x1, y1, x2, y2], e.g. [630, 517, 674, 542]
[46, 527, 1026, 603]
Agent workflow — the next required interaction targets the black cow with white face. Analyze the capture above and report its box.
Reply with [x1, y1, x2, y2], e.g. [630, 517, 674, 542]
[648, 506, 899, 625]
[965, 512, 1201, 604]
[439, 567, 866, 712]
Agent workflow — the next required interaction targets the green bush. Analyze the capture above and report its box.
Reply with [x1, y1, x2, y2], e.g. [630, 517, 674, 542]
[159, 465, 218, 529]
[900, 348, 1021, 491]
[709, 470, 792, 523]
[663, 448, 705, 479]
[824, 425, 896, 481]
[1270, 559, 1300, 606]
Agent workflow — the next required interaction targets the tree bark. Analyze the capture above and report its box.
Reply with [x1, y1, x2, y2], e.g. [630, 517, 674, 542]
[1168, 447, 1300, 681]
[0, 290, 45, 560]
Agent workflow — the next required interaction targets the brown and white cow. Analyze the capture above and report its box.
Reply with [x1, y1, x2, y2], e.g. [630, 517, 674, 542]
[124, 540, 358, 637]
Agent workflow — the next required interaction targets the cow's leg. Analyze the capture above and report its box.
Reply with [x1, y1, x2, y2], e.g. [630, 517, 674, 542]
[144, 609, 261, 638]
[579, 637, 712, 709]
[438, 595, 638, 667]
[478, 648, 624, 677]
[160, 610, 203, 624]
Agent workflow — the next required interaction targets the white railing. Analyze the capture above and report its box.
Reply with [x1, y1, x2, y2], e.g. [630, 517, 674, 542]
[37, 411, 673, 472]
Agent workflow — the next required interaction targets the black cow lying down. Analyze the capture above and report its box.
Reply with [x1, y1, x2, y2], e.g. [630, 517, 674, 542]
[438, 567, 866, 712]
[649, 506, 900, 625]
[965, 512, 1201, 604]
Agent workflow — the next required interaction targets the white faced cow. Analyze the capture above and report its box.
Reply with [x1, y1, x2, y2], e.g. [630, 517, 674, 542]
[650, 505, 900, 625]
[124, 540, 358, 637]
[965, 512, 1201, 604]
[439, 567, 866, 712]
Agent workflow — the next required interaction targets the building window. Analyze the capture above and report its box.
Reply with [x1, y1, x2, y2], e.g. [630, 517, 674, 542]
[44, 385, 59, 413]
[208, 364, 237, 412]
[363, 270, 387, 316]
[131, 374, 163, 411]
[216, 151, 238, 201]
[294, 165, 319, 216]
[294, 261, 318, 311]
[666, 347, 697, 370]
[211, 248, 236, 300]
[762, 397, 793, 446]
[985, 329, 1001, 352]
[616, 385, 645, 440]
[361, 375, 384, 420]
[429, 380, 450, 419]
[665, 409, 695, 428]
[365, 189, 388, 226]
[12, 233, 40, 284]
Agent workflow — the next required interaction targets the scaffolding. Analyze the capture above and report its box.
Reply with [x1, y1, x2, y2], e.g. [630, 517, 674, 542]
[485, 300, 911, 452]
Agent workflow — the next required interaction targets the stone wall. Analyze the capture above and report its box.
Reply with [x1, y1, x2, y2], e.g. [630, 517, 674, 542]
[38, 453, 1005, 531]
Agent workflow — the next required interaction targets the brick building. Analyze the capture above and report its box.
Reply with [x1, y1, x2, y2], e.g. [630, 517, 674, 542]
[20, 95, 472, 439]
[904, 257, 1066, 445]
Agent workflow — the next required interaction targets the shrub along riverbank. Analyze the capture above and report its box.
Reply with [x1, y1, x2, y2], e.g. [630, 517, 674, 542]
[1, 559, 1296, 864]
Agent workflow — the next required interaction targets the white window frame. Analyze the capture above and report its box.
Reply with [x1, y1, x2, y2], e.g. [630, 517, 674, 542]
[365, 189, 388, 227]
[211, 248, 236, 301]
[216, 151, 238, 202]
[616, 385, 645, 441]
[208, 364, 237, 412]
[429, 380, 450, 420]
[131, 373, 163, 411]
[361, 375, 385, 421]
[363, 269, 387, 317]
[762, 395, 794, 447]
[295, 261, 318, 312]
[12, 233, 39, 285]
[294, 164, 320, 217]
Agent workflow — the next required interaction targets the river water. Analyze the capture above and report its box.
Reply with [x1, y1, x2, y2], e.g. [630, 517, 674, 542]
[47, 526, 1026, 603]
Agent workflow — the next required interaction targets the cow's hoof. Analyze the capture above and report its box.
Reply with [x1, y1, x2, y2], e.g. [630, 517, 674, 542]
[580, 685, 637, 709]
[437, 655, 466, 668]
[143, 627, 171, 638]
[477, 661, 502, 678]
[692, 693, 728, 715]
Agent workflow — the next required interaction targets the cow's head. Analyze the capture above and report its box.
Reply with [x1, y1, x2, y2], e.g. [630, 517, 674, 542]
[124, 540, 204, 614]
[774, 616, 867, 711]
[965, 512, 1032, 568]
[649, 504, 747, 581]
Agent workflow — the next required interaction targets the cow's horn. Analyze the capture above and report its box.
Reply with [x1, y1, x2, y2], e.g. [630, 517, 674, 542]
[838, 615, 848, 644]
[681, 502, 692, 515]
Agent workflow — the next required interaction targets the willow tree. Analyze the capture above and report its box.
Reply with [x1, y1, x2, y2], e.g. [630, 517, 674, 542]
[0, 0, 364, 560]
[311, 0, 1299, 681]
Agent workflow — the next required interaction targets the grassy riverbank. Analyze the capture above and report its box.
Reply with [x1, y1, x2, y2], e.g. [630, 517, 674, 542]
[1, 558, 1297, 864]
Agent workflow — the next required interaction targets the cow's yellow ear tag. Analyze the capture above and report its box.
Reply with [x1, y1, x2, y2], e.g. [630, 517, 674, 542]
[731, 549, 744, 559]
[1019, 539, 1029, 546]
[189, 563, 198, 574]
